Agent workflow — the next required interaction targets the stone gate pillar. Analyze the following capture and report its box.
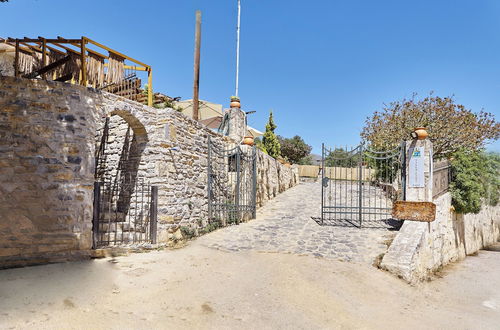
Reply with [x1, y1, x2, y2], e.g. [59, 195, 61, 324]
[404, 134, 433, 202]
[225, 107, 246, 143]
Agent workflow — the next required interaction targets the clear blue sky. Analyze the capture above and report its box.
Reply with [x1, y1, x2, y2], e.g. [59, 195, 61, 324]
[2, 0, 500, 153]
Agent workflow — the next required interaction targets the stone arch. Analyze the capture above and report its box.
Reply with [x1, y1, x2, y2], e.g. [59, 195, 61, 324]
[94, 99, 152, 218]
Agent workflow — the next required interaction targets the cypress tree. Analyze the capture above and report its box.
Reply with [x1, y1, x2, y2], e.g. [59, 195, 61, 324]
[262, 111, 281, 159]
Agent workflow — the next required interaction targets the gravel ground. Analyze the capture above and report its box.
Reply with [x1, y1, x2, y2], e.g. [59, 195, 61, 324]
[0, 243, 499, 329]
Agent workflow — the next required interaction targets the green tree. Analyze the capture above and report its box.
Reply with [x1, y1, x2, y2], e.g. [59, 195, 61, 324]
[278, 135, 312, 164]
[324, 148, 358, 168]
[297, 155, 313, 165]
[361, 94, 500, 158]
[262, 111, 281, 159]
[450, 150, 500, 214]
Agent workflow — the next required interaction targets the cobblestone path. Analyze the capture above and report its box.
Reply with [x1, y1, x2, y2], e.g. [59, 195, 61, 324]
[198, 181, 399, 264]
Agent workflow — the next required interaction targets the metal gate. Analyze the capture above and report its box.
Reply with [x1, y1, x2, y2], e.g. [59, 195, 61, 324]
[92, 178, 158, 248]
[320, 142, 405, 228]
[208, 137, 257, 225]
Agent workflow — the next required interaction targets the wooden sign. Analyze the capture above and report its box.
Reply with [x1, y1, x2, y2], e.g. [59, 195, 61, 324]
[392, 201, 436, 222]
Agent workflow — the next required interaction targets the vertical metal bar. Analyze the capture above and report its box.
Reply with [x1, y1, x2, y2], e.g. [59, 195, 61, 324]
[107, 181, 112, 246]
[401, 141, 406, 201]
[140, 179, 145, 242]
[350, 146, 354, 222]
[344, 145, 348, 222]
[358, 144, 363, 228]
[235, 0, 241, 96]
[133, 177, 138, 244]
[252, 146, 257, 219]
[235, 148, 241, 223]
[321, 143, 324, 224]
[150, 186, 158, 244]
[334, 147, 337, 221]
[92, 182, 101, 249]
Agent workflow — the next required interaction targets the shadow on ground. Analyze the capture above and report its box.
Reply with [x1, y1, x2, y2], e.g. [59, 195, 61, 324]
[311, 217, 403, 230]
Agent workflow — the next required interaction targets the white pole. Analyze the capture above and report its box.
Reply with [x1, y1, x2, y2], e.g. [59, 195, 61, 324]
[235, 0, 241, 97]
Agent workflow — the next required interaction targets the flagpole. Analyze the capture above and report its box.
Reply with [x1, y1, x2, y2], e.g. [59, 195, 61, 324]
[235, 0, 241, 97]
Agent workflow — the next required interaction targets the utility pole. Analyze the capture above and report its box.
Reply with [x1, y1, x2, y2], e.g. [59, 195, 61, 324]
[235, 0, 241, 97]
[192, 10, 202, 121]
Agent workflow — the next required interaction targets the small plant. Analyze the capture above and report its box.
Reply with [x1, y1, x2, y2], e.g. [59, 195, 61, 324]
[199, 219, 222, 235]
[180, 226, 196, 240]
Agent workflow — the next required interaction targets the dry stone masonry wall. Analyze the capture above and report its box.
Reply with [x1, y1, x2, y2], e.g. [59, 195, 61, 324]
[0, 77, 99, 267]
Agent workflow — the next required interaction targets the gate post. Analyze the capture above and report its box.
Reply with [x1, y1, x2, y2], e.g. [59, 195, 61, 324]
[252, 145, 257, 219]
[92, 181, 101, 249]
[150, 186, 158, 244]
[404, 138, 433, 202]
[358, 144, 364, 228]
[321, 143, 324, 225]
[235, 148, 241, 223]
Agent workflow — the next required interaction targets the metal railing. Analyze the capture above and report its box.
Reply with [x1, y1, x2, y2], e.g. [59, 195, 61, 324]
[433, 159, 451, 198]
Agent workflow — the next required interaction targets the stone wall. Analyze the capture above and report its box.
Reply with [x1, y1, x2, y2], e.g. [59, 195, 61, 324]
[256, 151, 298, 208]
[0, 77, 99, 268]
[381, 192, 500, 283]
[97, 103, 298, 241]
[0, 76, 298, 266]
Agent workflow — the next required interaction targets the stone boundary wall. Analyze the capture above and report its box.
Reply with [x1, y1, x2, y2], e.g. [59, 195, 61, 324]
[381, 192, 500, 283]
[256, 151, 298, 208]
[0, 77, 99, 268]
[0, 76, 298, 267]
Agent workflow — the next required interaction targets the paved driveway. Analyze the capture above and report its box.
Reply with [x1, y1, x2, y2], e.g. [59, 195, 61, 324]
[199, 181, 398, 264]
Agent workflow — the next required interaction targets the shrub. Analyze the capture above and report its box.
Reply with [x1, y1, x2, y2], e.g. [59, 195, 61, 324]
[450, 150, 500, 214]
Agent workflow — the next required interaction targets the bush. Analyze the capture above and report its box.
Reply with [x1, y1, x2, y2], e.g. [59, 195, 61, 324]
[450, 150, 500, 214]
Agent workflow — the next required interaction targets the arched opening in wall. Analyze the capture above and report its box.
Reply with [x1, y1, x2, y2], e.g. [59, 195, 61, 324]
[93, 110, 156, 247]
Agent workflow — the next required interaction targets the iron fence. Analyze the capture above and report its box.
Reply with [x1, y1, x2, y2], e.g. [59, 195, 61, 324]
[320, 142, 405, 228]
[208, 137, 257, 226]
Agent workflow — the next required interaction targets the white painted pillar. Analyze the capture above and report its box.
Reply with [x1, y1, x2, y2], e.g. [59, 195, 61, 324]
[404, 138, 433, 202]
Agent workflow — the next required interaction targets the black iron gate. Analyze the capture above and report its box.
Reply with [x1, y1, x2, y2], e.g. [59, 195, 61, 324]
[93, 178, 158, 248]
[320, 142, 405, 228]
[207, 137, 257, 225]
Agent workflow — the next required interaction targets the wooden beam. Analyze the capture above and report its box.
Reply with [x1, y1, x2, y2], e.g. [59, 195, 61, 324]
[41, 38, 47, 79]
[23, 55, 70, 79]
[103, 64, 148, 71]
[147, 69, 153, 107]
[14, 39, 19, 77]
[51, 42, 81, 55]
[83, 36, 150, 68]
[192, 10, 202, 121]
[80, 37, 87, 86]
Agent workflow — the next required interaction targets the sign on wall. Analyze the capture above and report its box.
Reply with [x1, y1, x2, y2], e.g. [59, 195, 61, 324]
[409, 146, 425, 187]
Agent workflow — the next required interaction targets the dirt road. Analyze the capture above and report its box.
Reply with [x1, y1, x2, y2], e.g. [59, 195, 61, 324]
[1, 241, 499, 329]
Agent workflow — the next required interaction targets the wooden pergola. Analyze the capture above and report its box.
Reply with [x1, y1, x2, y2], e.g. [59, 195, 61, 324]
[0, 36, 153, 106]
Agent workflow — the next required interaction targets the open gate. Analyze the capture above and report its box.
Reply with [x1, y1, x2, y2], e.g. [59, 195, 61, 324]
[207, 137, 257, 225]
[320, 142, 405, 228]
